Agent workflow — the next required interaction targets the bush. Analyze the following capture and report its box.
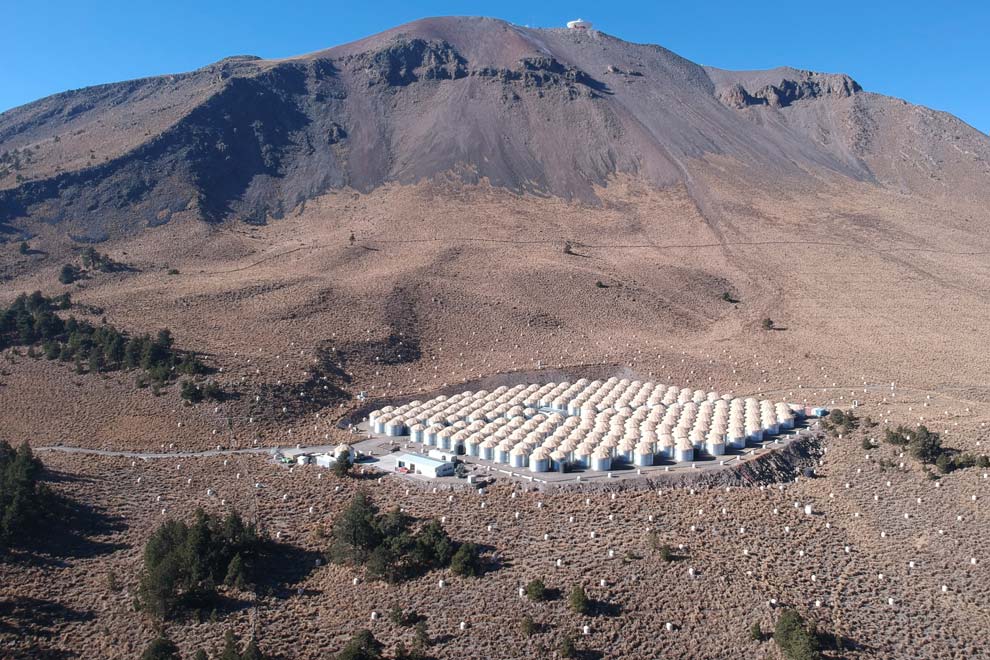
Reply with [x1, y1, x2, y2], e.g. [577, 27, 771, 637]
[568, 584, 590, 615]
[659, 544, 675, 562]
[824, 409, 859, 436]
[180, 380, 204, 403]
[525, 578, 548, 602]
[241, 638, 265, 660]
[559, 635, 578, 659]
[450, 542, 483, 577]
[861, 437, 873, 451]
[520, 615, 538, 636]
[761, 318, 774, 330]
[140, 636, 180, 660]
[909, 426, 942, 464]
[333, 453, 352, 478]
[750, 621, 763, 641]
[19, 241, 29, 255]
[774, 608, 821, 660]
[59, 264, 80, 284]
[334, 629, 383, 660]
[412, 620, 430, 651]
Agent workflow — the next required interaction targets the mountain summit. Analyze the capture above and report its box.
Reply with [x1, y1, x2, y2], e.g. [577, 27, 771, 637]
[1, 16, 987, 239]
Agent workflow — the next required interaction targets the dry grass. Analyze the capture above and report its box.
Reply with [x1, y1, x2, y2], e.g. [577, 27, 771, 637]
[2, 178, 989, 658]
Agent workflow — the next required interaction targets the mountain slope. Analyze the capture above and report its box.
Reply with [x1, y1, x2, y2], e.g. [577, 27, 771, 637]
[1, 16, 988, 240]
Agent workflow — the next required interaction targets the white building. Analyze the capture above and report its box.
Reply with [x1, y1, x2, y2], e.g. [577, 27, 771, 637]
[428, 449, 459, 463]
[395, 453, 455, 478]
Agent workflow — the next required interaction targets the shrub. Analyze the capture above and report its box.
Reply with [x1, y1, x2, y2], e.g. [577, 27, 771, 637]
[18, 241, 29, 255]
[450, 542, 483, 577]
[909, 426, 942, 464]
[180, 380, 204, 403]
[58, 264, 80, 284]
[750, 621, 763, 641]
[241, 638, 265, 660]
[774, 608, 821, 660]
[334, 629, 383, 660]
[412, 620, 430, 651]
[219, 630, 241, 660]
[333, 453, 353, 478]
[861, 437, 873, 450]
[568, 584, 590, 615]
[761, 318, 774, 330]
[521, 615, 538, 636]
[140, 636, 180, 660]
[525, 578, 548, 602]
[659, 544, 675, 562]
[559, 635, 578, 659]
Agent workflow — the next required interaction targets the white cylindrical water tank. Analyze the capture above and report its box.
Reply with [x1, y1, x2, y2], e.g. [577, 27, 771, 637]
[480, 439, 496, 461]
[495, 440, 512, 464]
[510, 445, 530, 469]
[384, 419, 406, 437]
[706, 436, 726, 456]
[531, 447, 551, 473]
[409, 423, 425, 443]
[675, 437, 694, 463]
[590, 448, 612, 472]
[633, 442, 654, 466]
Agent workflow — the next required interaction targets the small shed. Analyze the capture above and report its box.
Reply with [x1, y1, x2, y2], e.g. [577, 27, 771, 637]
[396, 453, 455, 478]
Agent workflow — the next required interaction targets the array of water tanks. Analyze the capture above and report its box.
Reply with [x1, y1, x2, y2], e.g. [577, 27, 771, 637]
[368, 378, 801, 473]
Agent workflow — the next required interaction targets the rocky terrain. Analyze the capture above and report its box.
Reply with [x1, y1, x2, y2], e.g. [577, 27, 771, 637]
[1, 15, 989, 660]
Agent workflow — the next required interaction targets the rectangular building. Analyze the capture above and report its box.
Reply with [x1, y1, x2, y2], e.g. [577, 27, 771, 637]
[395, 453, 454, 478]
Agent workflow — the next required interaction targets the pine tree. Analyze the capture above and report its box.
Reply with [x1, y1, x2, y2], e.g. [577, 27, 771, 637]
[140, 636, 181, 660]
[219, 629, 241, 660]
[568, 584, 590, 615]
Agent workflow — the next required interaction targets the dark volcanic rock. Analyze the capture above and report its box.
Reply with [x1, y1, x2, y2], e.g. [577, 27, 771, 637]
[0, 16, 987, 240]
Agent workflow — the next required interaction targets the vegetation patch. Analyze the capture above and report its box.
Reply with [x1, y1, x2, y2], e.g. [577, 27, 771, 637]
[137, 509, 263, 620]
[328, 491, 483, 582]
[1, 291, 210, 387]
[0, 441, 58, 554]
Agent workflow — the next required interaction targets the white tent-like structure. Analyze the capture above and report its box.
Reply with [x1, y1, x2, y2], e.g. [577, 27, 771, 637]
[368, 377, 805, 475]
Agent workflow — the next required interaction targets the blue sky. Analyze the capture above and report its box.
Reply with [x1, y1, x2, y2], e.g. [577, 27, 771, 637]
[4, 0, 988, 133]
